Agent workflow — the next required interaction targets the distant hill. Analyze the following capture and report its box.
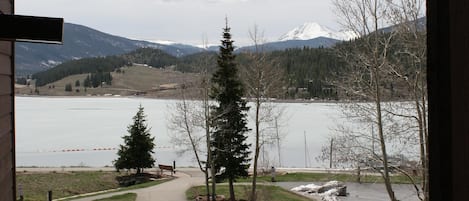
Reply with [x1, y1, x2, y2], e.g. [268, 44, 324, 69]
[28, 45, 346, 100]
[17, 65, 202, 98]
[32, 48, 178, 87]
[15, 21, 351, 75]
[15, 17, 425, 76]
[15, 23, 203, 75]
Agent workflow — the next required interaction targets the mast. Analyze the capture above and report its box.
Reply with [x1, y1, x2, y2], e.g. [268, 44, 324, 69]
[275, 118, 281, 167]
[372, 124, 375, 154]
[304, 131, 307, 168]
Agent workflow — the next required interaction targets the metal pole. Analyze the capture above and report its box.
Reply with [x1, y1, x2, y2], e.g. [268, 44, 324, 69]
[304, 131, 307, 168]
[329, 138, 334, 169]
[372, 124, 375, 154]
[275, 118, 282, 167]
[262, 132, 265, 168]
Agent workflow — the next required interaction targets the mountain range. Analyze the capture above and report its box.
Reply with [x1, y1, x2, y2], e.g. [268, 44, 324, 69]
[15, 23, 203, 75]
[16, 21, 355, 75]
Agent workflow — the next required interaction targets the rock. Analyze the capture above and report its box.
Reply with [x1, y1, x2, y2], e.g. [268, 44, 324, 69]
[317, 181, 345, 193]
[337, 186, 347, 196]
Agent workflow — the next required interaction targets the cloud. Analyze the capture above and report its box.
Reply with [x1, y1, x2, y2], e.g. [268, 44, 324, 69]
[158, 0, 250, 3]
[205, 0, 251, 3]
[15, 0, 339, 46]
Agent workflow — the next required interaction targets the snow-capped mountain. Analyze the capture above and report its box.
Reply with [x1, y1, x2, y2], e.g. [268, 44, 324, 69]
[279, 22, 357, 41]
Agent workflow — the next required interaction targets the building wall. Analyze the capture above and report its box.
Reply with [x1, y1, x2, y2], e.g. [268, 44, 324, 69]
[427, 1, 469, 200]
[0, 0, 15, 200]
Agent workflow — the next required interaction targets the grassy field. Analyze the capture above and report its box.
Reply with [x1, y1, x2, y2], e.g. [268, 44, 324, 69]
[16, 171, 169, 201]
[236, 172, 421, 184]
[186, 185, 314, 201]
[15, 65, 201, 98]
[94, 193, 137, 201]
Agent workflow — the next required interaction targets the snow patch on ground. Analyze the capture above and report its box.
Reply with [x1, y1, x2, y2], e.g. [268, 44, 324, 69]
[291, 181, 347, 201]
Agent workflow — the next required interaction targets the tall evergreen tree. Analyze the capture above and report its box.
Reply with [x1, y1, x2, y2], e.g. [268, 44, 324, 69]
[210, 20, 251, 201]
[114, 105, 155, 174]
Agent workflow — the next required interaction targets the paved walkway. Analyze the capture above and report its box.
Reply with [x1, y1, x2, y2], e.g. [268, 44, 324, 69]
[70, 170, 204, 201]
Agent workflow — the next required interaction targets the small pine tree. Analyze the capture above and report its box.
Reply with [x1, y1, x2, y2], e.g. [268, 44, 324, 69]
[210, 20, 251, 201]
[65, 83, 73, 92]
[84, 75, 91, 88]
[114, 105, 155, 174]
[75, 80, 80, 87]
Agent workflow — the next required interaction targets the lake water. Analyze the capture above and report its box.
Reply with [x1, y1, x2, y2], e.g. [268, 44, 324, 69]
[16, 96, 342, 168]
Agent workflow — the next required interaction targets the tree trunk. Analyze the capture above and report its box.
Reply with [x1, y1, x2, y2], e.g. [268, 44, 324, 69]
[357, 165, 361, 183]
[415, 97, 427, 201]
[211, 167, 216, 201]
[250, 99, 261, 201]
[421, 74, 429, 201]
[373, 67, 397, 201]
[410, 68, 428, 201]
[205, 169, 210, 200]
[229, 178, 236, 201]
[204, 80, 217, 201]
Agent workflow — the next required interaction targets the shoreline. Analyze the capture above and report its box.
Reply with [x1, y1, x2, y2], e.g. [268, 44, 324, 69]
[15, 94, 416, 104]
[14, 94, 345, 104]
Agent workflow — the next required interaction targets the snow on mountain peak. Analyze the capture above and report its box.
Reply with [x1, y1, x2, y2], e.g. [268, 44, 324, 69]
[279, 22, 357, 41]
[148, 40, 177, 45]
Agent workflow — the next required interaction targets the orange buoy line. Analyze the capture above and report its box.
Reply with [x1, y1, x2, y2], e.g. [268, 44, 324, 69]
[17, 146, 176, 153]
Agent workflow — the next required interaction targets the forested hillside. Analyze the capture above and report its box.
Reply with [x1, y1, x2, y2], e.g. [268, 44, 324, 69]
[32, 48, 177, 87]
[32, 56, 129, 87]
[25, 40, 419, 100]
[269, 47, 343, 99]
[28, 46, 346, 99]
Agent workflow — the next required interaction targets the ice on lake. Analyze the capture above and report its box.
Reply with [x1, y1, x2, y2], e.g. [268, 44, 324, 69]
[16, 96, 342, 168]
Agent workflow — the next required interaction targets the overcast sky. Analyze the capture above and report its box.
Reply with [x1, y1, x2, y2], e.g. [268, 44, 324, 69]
[16, 0, 340, 46]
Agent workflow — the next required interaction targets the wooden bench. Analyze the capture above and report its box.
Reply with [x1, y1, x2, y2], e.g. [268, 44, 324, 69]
[158, 164, 175, 176]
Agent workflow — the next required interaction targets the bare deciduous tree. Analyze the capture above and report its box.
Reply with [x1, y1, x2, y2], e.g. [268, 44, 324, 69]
[386, 1, 428, 199]
[330, 0, 426, 200]
[167, 37, 217, 201]
[332, 0, 400, 200]
[240, 25, 287, 201]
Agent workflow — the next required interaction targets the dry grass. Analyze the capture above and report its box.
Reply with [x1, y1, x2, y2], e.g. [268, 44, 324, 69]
[15, 66, 201, 98]
[16, 171, 122, 201]
[16, 171, 171, 201]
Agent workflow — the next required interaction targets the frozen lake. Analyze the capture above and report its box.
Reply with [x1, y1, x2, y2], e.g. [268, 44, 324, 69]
[16, 96, 342, 168]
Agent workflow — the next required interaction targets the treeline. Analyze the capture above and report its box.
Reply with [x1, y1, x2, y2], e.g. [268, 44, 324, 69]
[63, 71, 113, 93]
[121, 48, 178, 68]
[32, 46, 346, 99]
[175, 51, 218, 73]
[175, 47, 344, 99]
[83, 72, 113, 88]
[269, 47, 343, 99]
[32, 48, 177, 87]
[33, 56, 128, 87]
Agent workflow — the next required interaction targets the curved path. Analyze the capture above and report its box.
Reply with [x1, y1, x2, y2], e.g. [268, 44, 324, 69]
[70, 170, 204, 201]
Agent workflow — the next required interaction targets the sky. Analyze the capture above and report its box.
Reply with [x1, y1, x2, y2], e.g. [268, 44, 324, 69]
[16, 0, 340, 46]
